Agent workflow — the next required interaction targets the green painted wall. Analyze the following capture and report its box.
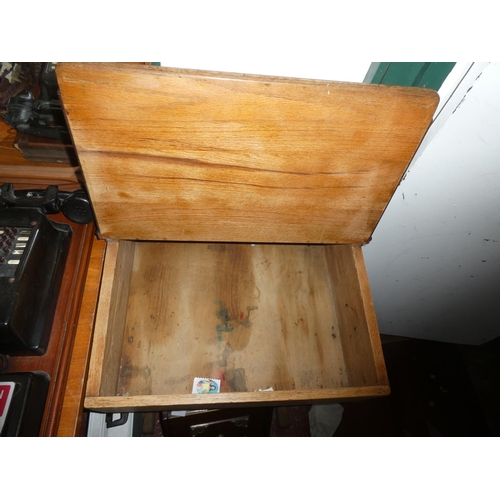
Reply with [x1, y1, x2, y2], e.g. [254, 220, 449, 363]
[364, 62, 456, 90]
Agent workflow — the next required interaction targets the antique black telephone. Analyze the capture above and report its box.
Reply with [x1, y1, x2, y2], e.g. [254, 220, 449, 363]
[0, 207, 71, 356]
[0, 184, 92, 357]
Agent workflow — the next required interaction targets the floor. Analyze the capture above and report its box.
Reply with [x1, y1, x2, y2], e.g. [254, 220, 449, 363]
[140, 335, 500, 437]
[334, 336, 500, 437]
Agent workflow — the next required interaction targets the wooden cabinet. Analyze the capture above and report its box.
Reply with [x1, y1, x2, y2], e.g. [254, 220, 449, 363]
[56, 64, 438, 413]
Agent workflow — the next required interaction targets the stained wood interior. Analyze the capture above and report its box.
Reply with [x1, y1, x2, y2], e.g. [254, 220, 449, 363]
[96, 241, 380, 398]
[57, 63, 438, 244]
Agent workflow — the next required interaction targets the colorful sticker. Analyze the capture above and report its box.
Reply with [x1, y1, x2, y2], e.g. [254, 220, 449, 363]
[192, 377, 220, 394]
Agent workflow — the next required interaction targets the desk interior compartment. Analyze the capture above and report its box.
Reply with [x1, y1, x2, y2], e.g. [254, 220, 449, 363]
[84, 240, 389, 411]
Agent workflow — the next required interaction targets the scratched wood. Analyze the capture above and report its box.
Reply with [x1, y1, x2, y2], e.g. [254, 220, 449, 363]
[325, 245, 385, 387]
[89, 241, 393, 407]
[56, 63, 438, 244]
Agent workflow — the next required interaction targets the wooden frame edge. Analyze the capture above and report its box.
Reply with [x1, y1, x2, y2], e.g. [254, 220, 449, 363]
[84, 385, 391, 413]
[57, 238, 106, 436]
[352, 245, 390, 387]
[85, 240, 116, 396]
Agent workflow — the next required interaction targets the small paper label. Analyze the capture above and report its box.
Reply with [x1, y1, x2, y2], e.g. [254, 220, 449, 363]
[192, 378, 220, 394]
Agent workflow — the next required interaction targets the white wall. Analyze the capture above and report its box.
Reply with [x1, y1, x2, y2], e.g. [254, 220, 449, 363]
[363, 62, 500, 345]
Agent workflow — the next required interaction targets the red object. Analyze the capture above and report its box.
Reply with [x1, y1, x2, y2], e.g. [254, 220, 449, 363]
[0, 383, 14, 417]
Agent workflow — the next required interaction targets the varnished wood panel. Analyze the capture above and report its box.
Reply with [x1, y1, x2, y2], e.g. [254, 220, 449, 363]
[0, 165, 82, 190]
[0, 120, 71, 169]
[57, 63, 438, 244]
[15, 132, 78, 165]
[1, 120, 82, 189]
[57, 238, 105, 436]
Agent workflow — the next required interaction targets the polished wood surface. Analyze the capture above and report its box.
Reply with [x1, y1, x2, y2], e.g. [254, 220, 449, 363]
[57, 238, 105, 437]
[5, 213, 95, 436]
[0, 119, 82, 190]
[57, 63, 438, 244]
[0, 165, 82, 191]
[1, 119, 68, 169]
[15, 132, 78, 165]
[85, 241, 389, 411]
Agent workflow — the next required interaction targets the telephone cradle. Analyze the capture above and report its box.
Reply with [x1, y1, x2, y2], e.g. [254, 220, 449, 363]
[0, 207, 72, 356]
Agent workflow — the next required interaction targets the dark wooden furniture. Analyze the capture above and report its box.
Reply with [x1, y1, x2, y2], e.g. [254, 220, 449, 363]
[4, 212, 95, 436]
[14, 133, 78, 165]
[0, 120, 82, 191]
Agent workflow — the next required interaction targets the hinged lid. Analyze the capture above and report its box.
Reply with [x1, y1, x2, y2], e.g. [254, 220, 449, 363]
[57, 63, 438, 243]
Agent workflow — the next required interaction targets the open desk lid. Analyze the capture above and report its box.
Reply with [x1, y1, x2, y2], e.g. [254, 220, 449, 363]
[57, 63, 438, 244]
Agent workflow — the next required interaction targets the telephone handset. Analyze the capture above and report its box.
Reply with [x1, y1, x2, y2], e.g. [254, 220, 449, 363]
[0, 183, 93, 225]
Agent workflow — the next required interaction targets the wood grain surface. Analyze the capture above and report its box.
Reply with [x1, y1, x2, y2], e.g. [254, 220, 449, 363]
[84, 386, 391, 413]
[87, 241, 388, 408]
[0, 120, 82, 190]
[0, 165, 82, 191]
[57, 63, 438, 244]
[0, 119, 72, 169]
[326, 245, 382, 387]
[84, 240, 119, 397]
[57, 238, 105, 436]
